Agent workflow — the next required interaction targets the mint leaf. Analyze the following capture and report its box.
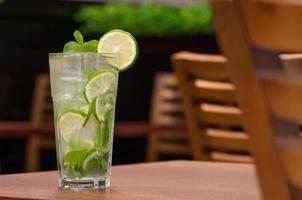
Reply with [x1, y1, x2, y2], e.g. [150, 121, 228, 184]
[63, 41, 82, 53]
[82, 40, 99, 52]
[73, 30, 84, 44]
[63, 30, 98, 53]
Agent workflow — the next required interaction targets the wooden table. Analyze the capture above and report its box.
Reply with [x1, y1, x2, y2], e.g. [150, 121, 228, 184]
[0, 161, 260, 200]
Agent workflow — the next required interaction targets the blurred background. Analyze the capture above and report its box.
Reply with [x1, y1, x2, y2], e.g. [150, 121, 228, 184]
[0, 0, 218, 174]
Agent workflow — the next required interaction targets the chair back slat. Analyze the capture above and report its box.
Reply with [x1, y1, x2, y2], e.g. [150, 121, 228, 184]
[30, 74, 53, 126]
[157, 103, 183, 115]
[281, 54, 302, 73]
[203, 128, 250, 152]
[190, 79, 236, 103]
[261, 73, 302, 123]
[155, 114, 183, 125]
[197, 103, 242, 126]
[160, 89, 181, 100]
[172, 51, 250, 161]
[150, 72, 183, 127]
[146, 72, 189, 162]
[212, 0, 302, 199]
[178, 52, 229, 81]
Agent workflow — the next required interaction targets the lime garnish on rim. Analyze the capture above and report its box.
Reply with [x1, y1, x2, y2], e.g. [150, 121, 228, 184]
[98, 29, 138, 71]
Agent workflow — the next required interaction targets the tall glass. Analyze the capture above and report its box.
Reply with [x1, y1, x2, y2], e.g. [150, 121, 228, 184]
[49, 53, 118, 190]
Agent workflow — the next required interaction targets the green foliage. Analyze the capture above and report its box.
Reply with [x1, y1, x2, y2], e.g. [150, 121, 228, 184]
[63, 30, 98, 52]
[73, 30, 84, 44]
[74, 2, 213, 37]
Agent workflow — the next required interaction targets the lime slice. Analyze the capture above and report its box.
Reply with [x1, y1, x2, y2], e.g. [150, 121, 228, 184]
[84, 70, 117, 103]
[95, 92, 115, 122]
[69, 139, 94, 151]
[82, 151, 110, 175]
[98, 29, 138, 71]
[82, 151, 102, 171]
[58, 110, 86, 142]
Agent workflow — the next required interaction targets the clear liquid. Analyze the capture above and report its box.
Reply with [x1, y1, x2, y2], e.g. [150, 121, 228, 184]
[49, 53, 118, 189]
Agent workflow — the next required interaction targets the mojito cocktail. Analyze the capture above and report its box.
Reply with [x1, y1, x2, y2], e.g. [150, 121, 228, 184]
[49, 53, 118, 189]
[49, 29, 137, 190]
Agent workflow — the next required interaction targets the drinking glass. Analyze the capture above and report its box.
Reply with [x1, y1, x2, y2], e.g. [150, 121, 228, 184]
[49, 53, 118, 190]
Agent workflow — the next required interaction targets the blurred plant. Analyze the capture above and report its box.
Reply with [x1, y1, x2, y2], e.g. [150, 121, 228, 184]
[74, 2, 213, 37]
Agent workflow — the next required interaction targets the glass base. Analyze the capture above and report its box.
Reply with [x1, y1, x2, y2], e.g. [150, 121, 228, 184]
[59, 177, 110, 190]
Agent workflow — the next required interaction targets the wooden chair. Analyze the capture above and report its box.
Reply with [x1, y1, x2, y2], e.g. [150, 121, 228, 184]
[172, 52, 252, 162]
[146, 72, 190, 161]
[211, 0, 302, 199]
[25, 74, 55, 172]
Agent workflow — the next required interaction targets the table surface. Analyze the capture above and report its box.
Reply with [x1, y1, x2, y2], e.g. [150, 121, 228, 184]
[0, 161, 261, 200]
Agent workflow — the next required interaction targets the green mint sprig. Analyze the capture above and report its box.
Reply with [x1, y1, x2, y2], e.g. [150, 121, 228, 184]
[63, 30, 98, 53]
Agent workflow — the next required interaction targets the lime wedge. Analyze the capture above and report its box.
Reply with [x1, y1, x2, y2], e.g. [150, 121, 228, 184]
[69, 139, 94, 151]
[95, 92, 115, 122]
[82, 150, 110, 175]
[84, 70, 117, 103]
[98, 29, 138, 71]
[58, 110, 86, 142]
[82, 151, 102, 171]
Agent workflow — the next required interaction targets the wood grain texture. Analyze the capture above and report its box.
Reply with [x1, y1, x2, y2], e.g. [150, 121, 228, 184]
[0, 161, 260, 200]
[171, 51, 250, 162]
[30, 74, 53, 126]
[261, 73, 302, 123]
[241, 0, 302, 195]
[203, 128, 250, 152]
[146, 72, 189, 162]
[280, 54, 302, 74]
[237, 0, 302, 52]
[211, 0, 302, 199]
[190, 79, 236, 103]
[278, 138, 302, 188]
[26, 74, 55, 172]
[178, 52, 229, 81]
[211, 1, 289, 199]
[196, 103, 242, 126]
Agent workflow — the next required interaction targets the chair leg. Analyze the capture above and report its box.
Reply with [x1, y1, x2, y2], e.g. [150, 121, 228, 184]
[146, 132, 159, 162]
[188, 134, 204, 161]
[40, 138, 55, 149]
[25, 136, 40, 172]
[191, 144, 204, 160]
